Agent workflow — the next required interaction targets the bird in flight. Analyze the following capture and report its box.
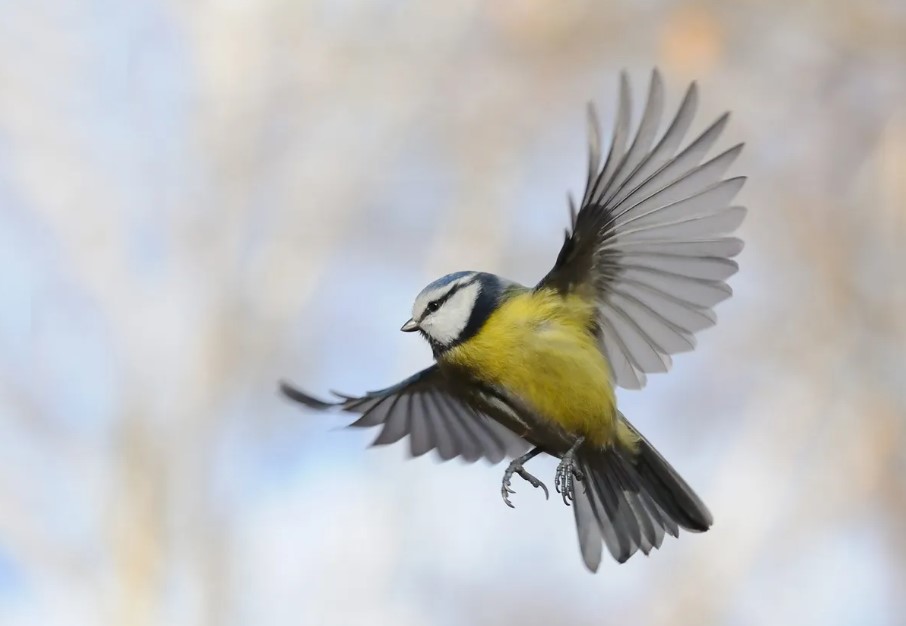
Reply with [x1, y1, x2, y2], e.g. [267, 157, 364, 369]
[281, 69, 745, 571]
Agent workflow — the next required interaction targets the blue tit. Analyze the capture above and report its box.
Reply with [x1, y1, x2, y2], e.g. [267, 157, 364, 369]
[281, 69, 746, 571]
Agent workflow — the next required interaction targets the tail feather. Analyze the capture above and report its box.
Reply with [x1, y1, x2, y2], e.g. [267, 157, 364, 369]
[572, 418, 712, 571]
[606, 452, 660, 553]
[630, 424, 713, 532]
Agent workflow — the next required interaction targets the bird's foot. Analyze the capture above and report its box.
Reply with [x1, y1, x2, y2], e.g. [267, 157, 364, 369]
[554, 437, 586, 506]
[501, 459, 549, 508]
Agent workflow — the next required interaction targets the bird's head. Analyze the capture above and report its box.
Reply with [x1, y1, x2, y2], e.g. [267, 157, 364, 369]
[401, 271, 505, 354]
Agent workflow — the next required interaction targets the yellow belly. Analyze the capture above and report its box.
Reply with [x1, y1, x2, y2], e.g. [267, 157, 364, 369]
[445, 288, 617, 445]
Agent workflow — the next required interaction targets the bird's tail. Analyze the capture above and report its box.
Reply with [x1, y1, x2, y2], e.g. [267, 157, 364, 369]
[572, 417, 712, 571]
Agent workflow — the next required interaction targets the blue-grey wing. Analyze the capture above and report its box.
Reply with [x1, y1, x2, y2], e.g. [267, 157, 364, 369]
[280, 365, 529, 463]
[538, 69, 746, 390]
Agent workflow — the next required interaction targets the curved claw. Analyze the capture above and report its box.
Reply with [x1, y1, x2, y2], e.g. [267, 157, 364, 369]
[537, 480, 550, 501]
[501, 473, 517, 508]
[554, 449, 585, 507]
[500, 461, 549, 509]
[501, 484, 516, 508]
[519, 470, 549, 501]
[559, 485, 572, 506]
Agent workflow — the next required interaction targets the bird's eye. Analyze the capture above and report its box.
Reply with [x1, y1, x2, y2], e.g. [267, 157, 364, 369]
[426, 301, 440, 313]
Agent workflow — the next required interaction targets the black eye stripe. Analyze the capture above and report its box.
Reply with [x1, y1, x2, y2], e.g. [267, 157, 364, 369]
[427, 290, 455, 313]
[422, 279, 474, 319]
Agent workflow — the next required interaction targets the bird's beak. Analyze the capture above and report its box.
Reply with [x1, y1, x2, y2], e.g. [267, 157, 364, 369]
[400, 319, 419, 332]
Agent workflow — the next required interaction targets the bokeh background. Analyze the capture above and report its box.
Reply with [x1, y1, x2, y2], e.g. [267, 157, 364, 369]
[3, 1, 905, 624]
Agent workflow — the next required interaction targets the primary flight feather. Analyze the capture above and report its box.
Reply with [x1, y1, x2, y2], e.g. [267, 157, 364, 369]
[281, 69, 745, 571]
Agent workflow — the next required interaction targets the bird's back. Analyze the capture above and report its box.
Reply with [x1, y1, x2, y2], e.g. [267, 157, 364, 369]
[443, 287, 618, 446]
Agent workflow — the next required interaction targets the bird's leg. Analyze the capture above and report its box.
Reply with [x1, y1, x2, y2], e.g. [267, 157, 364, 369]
[555, 436, 586, 506]
[500, 447, 549, 508]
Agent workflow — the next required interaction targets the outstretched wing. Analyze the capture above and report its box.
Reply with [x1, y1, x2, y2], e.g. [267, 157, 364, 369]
[539, 69, 746, 389]
[280, 365, 530, 463]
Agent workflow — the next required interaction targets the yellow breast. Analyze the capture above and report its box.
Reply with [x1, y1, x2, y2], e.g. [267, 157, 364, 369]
[445, 288, 617, 445]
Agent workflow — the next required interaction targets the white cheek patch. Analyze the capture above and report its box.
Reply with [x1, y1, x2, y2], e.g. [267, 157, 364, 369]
[411, 273, 476, 321]
[420, 281, 481, 345]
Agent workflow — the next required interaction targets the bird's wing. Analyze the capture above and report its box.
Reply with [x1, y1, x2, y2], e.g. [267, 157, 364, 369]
[280, 365, 529, 463]
[537, 69, 746, 389]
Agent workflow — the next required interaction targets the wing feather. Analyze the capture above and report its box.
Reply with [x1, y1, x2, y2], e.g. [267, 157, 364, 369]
[599, 323, 643, 389]
[539, 71, 745, 389]
[279, 367, 529, 463]
[619, 254, 738, 281]
[613, 281, 716, 332]
[373, 394, 412, 446]
[608, 80, 699, 208]
[613, 176, 745, 233]
[434, 393, 482, 461]
[599, 70, 665, 207]
[347, 393, 401, 428]
[586, 72, 632, 206]
[612, 112, 732, 216]
[408, 392, 434, 457]
[608, 291, 696, 354]
[601, 304, 671, 373]
[423, 394, 458, 461]
[604, 237, 745, 257]
[458, 404, 508, 464]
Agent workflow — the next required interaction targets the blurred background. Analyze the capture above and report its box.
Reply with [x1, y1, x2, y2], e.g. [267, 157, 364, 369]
[2, 0, 905, 624]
